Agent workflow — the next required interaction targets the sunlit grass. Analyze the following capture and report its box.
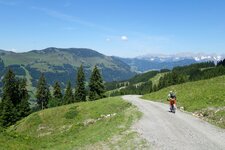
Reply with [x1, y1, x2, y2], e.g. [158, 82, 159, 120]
[1, 97, 143, 149]
[143, 75, 225, 128]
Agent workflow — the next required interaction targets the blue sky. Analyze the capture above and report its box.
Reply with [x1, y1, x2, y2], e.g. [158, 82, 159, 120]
[0, 0, 225, 57]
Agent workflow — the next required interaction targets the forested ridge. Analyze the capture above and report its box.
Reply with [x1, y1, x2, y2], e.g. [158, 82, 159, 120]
[0, 65, 105, 127]
[106, 60, 225, 96]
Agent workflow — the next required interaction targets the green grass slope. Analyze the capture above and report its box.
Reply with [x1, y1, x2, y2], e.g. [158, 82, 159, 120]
[150, 72, 167, 86]
[143, 75, 225, 128]
[105, 70, 166, 96]
[0, 97, 148, 150]
[0, 48, 135, 82]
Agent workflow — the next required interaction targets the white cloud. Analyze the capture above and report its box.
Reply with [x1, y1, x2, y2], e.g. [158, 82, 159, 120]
[121, 36, 128, 41]
[106, 38, 111, 42]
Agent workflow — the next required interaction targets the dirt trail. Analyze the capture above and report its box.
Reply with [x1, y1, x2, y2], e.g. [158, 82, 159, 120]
[123, 95, 225, 150]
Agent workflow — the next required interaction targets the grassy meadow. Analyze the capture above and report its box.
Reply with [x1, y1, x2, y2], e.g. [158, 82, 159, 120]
[0, 97, 149, 150]
[143, 75, 225, 128]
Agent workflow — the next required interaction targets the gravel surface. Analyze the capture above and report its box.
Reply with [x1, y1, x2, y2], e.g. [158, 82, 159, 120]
[123, 95, 225, 150]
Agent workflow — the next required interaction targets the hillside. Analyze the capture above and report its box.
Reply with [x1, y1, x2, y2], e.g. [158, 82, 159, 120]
[0, 47, 135, 89]
[0, 97, 149, 149]
[105, 69, 169, 96]
[106, 70, 164, 90]
[143, 75, 225, 128]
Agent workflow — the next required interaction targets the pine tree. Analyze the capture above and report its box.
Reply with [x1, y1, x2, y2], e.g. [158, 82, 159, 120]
[17, 78, 30, 118]
[36, 73, 51, 110]
[0, 69, 19, 127]
[0, 69, 30, 127]
[48, 81, 63, 107]
[0, 102, 2, 120]
[64, 81, 74, 104]
[75, 65, 86, 102]
[2, 69, 20, 106]
[53, 81, 63, 99]
[89, 66, 105, 101]
[0, 97, 16, 127]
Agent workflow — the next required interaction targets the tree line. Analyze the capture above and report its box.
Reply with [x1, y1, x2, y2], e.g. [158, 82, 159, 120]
[217, 59, 225, 67]
[109, 80, 153, 96]
[156, 60, 225, 90]
[108, 59, 225, 96]
[105, 70, 169, 91]
[105, 69, 170, 95]
[0, 65, 105, 127]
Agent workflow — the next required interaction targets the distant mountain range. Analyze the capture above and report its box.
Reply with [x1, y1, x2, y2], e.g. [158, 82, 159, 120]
[118, 53, 225, 72]
[0, 47, 135, 89]
[139, 53, 224, 62]
[0, 47, 224, 90]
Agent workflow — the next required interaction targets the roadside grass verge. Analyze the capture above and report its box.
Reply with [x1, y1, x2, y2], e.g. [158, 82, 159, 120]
[0, 97, 148, 149]
[143, 75, 225, 128]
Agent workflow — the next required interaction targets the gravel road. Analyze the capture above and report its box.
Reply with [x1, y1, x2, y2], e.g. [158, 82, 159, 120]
[122, 95, 225, 150]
